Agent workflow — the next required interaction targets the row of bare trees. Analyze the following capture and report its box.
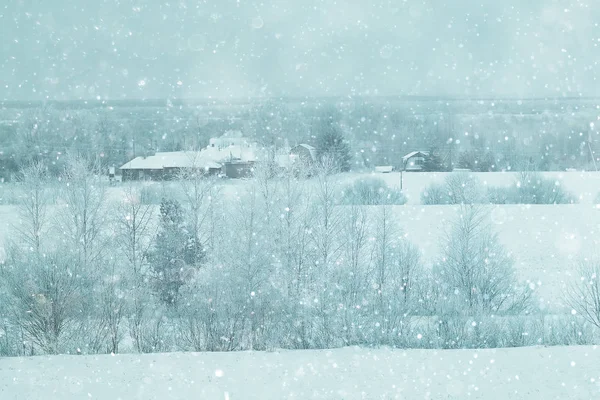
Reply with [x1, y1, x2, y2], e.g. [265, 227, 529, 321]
[0, 157, 598, 356]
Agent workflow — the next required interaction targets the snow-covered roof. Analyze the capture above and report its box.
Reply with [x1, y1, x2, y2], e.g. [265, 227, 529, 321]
[120, 145, 267, 171]
[119, 155, 165, 170]
[402, 151, 429, 161]
[120, 151, 221, 170]
[291, 144, 317, 161]
[297, 144, 315, 151]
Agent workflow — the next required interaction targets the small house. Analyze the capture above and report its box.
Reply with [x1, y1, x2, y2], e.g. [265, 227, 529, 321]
[290, 144, 317, 164]
[402, 151, 429, 172]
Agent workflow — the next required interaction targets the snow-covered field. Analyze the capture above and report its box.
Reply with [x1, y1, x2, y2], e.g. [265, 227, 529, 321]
[0, 346, 598, 399]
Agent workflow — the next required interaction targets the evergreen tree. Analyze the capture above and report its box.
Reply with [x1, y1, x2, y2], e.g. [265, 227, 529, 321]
[148, 198, 204, 306]
[314, 112, 351, 172]
[422, 149, 444, 172]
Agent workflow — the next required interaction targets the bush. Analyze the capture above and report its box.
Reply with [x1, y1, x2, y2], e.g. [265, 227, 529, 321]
[342, 177, 406, 205]
[421, 173, 485, 205]
[513, 172, 576, 204]
[486, 172, 577, 205]
[420, 182, 450, 205]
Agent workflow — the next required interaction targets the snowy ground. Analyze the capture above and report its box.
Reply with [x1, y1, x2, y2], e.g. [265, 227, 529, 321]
[0, 346, 598, 399]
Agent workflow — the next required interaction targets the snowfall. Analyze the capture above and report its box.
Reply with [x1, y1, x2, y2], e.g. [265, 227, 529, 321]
[1, 171, 600, 399]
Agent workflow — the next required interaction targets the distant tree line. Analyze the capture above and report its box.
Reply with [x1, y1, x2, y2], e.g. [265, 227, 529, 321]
[0, 98, 598, 180]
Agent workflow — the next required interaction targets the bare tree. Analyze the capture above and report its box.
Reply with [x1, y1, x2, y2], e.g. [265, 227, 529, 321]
[369, 205, 421, 342]
[227, 182, 274, 350]
[99, 258, 127, 354]
[312, 155, 343, 270]
[115, 183, 155, 277]
[564, 259, 600, 329]
[307, 157, 345, 347]
[112, 183, 157, 353]
[277, 168, 312, 297]
[14, 161, 51, 254]
[177, 152, 216, 247]
[270, 167, 317, 348]
[335, 203, 370, 344]
[253, 160, 280, 228]
[56, 155, 108, 270]
[437, 205, 530, 314]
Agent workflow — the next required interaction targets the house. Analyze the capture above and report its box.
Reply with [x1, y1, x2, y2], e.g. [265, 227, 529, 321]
[120, 151, 222, 181]
[120, 132, 266, 180]
[290, 144, 317, 165]
[402, 151, 429, 172]
[119, 154, 167, 181]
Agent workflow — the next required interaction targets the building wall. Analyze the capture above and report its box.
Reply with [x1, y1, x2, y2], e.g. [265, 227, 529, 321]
[121, 169, 166, 181]
[223, 162, 254, 178]
[405, 156, 426, 171]
[209, 134, 249, 150]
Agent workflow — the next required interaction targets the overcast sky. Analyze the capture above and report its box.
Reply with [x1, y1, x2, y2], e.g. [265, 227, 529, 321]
[1, 0, 598, 101]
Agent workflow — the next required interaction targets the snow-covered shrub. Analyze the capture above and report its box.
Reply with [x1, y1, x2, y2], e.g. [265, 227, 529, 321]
[512, 172, 576, 204]
[501, 316, 544, 348]
[486, 174, 577, 204]
[1, 251, 88, 355]
[341, 177, 406, 205]
[420, 182, 449, 205]
[420, 172, 485, 205]
[544, 315, 596, 346]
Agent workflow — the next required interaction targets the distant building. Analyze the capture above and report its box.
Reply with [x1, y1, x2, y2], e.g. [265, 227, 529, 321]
[120, 132, 266, 180]
[402, 151, 429, 172]
[208, 130, 250, 150]
[290, 144, 317, 165]
[222, 160, 255, 179]
[120, 151, 222, 181]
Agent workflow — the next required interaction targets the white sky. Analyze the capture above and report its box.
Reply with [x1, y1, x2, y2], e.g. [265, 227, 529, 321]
[1, 0, 598, 100]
